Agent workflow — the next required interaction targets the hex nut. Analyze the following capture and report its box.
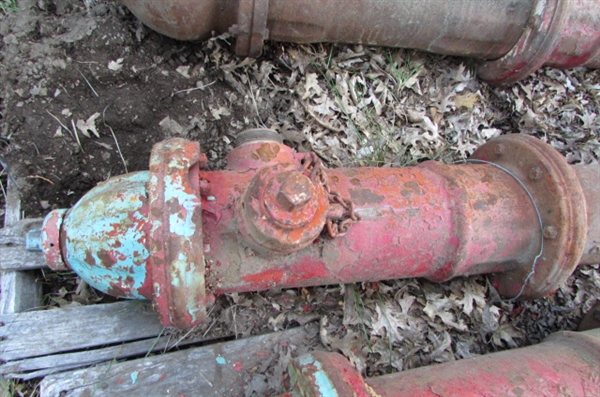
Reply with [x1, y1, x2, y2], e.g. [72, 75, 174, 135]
[528, 166, 543, 181]
[278, 173, 314, 211]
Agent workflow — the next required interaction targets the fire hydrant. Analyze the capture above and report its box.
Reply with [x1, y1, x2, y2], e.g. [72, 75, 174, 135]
[283, 328, 600, 396]
[118, 0, 600, 84]
[41, 130, 599, 329]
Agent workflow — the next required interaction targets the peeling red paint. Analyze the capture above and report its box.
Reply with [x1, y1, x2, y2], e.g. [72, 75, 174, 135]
[42, 132, 595, 330]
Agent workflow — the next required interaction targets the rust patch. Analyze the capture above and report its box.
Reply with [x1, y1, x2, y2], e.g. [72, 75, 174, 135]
[401, 181, 423, 200]
[256, 143, 281, 162]
[349, 188, 384, 206]
[342, 169, 358, 177]
[350, 178, 361, 186]
[473, 200, 487, 211]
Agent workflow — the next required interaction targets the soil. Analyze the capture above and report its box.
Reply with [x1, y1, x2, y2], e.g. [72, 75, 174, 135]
[1, 0, 599, 395]
[0, 0, 243, 221]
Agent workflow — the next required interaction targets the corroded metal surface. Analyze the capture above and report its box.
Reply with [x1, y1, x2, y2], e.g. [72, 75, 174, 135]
[239, 165, 329, 254]
[41, 209, 69, 271]
[147, 138, 209, 329]
[574, 164, 600, 265]
[286, 329, 600, 396]
[60, 172, 151, 299]
[119, 0, 599, 83]
[471, 134, 587, 299]
[41, 131, 598, 329]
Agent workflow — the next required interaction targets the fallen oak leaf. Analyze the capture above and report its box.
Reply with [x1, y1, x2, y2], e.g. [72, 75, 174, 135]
[76, 112, 101, 138]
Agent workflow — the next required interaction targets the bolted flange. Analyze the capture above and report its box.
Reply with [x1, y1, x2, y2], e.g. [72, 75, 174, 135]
[471, 134, 587, 299]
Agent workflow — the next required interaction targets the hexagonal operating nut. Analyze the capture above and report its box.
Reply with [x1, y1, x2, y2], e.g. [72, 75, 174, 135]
[278, 173, 314, 211]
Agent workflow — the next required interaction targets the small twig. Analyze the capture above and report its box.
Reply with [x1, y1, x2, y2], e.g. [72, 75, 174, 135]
[145, 327, 165, 358]
[78, 69, 99, 97]
[45, 110, 74, 139]
[25, 175, 55, 185]
[173, 80, 217, 96]
[70, 118, 84, 153]
[202, 320, 217, 338]
[0, 168, 7, 202]
[301, 101, 343, 133]
[102, 105, 128, 173]
[245, 71, 267, 128]
[168, 325, 198, 350]
[198, 369, 214, 387]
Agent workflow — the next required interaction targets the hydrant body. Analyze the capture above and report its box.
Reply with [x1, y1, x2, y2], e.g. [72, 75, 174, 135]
[119, 0, 600, 84]
[41, 131, 597, 329]
[285, 328, 600, 397]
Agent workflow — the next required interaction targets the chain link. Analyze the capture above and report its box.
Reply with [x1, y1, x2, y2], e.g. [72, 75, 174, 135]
[301, 153, 361, 238]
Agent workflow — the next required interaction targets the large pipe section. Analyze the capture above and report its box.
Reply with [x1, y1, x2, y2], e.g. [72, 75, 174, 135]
[40, 131, 598, 329]
[283, 328, 600, 396]
[119, 0, 600, 84]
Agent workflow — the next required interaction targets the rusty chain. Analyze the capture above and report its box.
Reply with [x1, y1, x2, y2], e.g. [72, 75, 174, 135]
[301, 153, 361, 238]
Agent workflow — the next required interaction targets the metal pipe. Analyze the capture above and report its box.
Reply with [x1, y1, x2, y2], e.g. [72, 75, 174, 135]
[284, 328, 600, 397]
[118, 0, 600, 84]
[40, 131, 596, 329]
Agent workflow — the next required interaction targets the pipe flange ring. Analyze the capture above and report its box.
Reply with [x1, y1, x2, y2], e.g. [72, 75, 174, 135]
[231, 0, 269, 57]
[471, 134, 587, 299]
[147, 138, 209, 328]
[477, 0, 568, 85]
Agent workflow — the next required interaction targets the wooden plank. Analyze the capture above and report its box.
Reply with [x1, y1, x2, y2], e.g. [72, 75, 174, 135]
[3, 171, 21, 227]
[0, 219, 46, 270]
[0, 271, 42, 314]
[2, 331, 227, 380]
[40, 327, 312, 397]
[0, 177, 43, 314]
[0, 301, 163, 362]
[0, 246, 47, 271]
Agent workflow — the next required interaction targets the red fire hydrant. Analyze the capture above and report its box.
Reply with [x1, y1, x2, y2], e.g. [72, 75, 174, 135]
[119, 0, 600, 84]
[283, 328, 600, 396]
[41, 130, 599, 329]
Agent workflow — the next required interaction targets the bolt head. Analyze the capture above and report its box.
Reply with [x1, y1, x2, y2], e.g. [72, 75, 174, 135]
[543, 225, 558, 239]
[278, 173, 314, 211]
[493, 143, 505, 156]
[528, 166, 543, 181]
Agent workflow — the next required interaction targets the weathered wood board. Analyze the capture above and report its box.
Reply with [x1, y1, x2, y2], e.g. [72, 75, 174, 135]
[0, 176, 43, 314]
[1, 330, 220, 380]
[40, 327, 312, 397]
[0, 218, 46, 271]
[0, 300, 223, 379]
[0, 246, 47, 271]
[0, 301, 162, 363]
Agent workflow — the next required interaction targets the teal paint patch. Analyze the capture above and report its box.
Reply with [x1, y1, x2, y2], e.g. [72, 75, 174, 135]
[216, 356, 227, 365]
[63, 172, 151, 299]
[296, 354, 338, 397]
[130, 370, 139, 384]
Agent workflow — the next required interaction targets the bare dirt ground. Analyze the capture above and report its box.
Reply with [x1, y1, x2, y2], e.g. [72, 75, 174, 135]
[1, 0, 599, 395]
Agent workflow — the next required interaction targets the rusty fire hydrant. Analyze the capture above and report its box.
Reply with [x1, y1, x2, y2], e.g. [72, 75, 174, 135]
[40, 130, 599, 329]
[118, 0, 600, 84]
[283, 328, 600, 396]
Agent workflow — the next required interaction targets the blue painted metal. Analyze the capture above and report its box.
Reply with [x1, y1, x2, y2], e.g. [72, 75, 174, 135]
[61, 172, 151, 299]
[297, 354, 339, 397]
[25, 229, 42, 251]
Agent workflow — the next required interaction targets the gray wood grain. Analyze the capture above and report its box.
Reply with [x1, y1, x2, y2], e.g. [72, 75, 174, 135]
[0, 246, 47, 270]
[2, 331, 225, 380]
[40, 327, 311, 397]
[0, 178, 43, 314]
[0, 301, 162, 362]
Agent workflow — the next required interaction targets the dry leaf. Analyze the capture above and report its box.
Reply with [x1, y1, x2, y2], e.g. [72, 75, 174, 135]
[454, 92, 479, 109]
[76, 112, 101, 138]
